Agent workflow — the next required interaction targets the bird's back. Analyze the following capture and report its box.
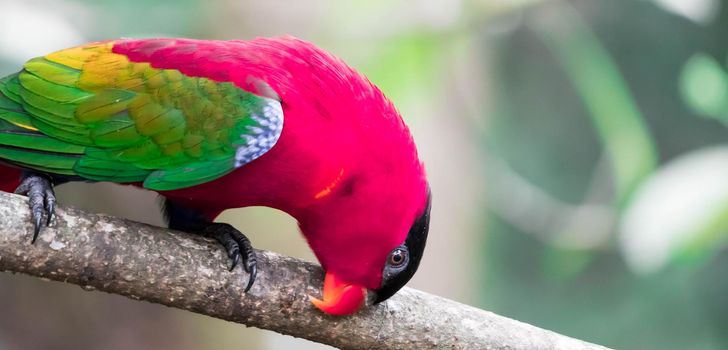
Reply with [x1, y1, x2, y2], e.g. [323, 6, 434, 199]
[0, 39, 284, 191]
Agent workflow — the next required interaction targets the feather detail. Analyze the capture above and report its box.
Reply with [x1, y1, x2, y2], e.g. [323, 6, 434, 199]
[0, 40, 284, 189]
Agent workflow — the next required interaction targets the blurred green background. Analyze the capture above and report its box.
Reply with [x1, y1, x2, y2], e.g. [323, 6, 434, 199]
[1, 0, 728, 349]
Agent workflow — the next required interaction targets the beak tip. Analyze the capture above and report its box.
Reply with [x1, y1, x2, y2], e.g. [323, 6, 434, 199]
[311, 272, 367, 316]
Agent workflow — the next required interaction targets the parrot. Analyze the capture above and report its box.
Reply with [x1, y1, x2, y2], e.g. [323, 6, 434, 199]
[0, 37, 431, 316]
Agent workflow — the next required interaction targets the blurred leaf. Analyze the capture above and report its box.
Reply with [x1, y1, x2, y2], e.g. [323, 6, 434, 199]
[680, 53, 728, 121]
[650, 0, 720, 24]
[675, 197, 728, 267]
[619, 147, 728, 274]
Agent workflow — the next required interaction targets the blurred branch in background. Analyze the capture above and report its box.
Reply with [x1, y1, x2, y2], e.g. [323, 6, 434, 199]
[0, 192, 610, 350]
[451, 1, 650, 251]
[466, 1, 661, 251]
[476, 1, 728, 348]
[529, 2, 658, 208]
[485, 153, 615, 250]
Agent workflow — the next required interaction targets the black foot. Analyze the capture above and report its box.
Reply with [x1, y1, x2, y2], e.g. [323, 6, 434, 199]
[203, 223, 257, 292]
[14, 173, 56, 244]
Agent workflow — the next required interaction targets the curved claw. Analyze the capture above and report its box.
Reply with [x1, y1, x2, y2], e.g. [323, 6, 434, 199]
[203, 223, 259, 293]
[244, 263, 257, 293]
[229, 251, 241, 272]
[45, 188, 56, 226]
[31, 215, 42, 244]
[14, 173, 56, 244]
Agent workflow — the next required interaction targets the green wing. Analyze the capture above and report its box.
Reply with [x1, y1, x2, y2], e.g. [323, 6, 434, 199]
[0, 42, 283, 190]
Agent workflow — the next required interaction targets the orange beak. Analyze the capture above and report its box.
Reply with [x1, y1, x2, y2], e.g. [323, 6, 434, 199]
[310, 271, 367, 316]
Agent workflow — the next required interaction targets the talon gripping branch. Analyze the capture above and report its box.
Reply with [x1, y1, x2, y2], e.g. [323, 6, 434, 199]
[0, 37, 431, 315]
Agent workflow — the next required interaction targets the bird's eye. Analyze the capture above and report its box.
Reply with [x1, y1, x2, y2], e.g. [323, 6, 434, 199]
[388, 248, 408, 267]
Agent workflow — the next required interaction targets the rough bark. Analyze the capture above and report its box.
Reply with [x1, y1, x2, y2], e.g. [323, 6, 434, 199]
[0, 191, 609, 350]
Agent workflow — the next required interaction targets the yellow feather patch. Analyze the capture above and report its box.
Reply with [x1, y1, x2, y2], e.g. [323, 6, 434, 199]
[44, 42, 112, 70]
[11, 122, 39, 131]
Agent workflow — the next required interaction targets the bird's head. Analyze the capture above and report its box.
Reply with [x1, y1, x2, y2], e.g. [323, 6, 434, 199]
[301, 177, 431, 316]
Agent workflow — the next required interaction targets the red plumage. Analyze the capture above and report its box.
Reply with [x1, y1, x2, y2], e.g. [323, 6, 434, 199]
[111, 37, 429, 290]
[0, 166, 20, 193]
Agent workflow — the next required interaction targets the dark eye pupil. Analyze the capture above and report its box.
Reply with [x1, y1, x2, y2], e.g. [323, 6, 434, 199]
[390, 250, 404, 265]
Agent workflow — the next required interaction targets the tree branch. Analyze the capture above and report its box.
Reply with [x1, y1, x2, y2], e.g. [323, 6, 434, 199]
[0, 191, 609, 350]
